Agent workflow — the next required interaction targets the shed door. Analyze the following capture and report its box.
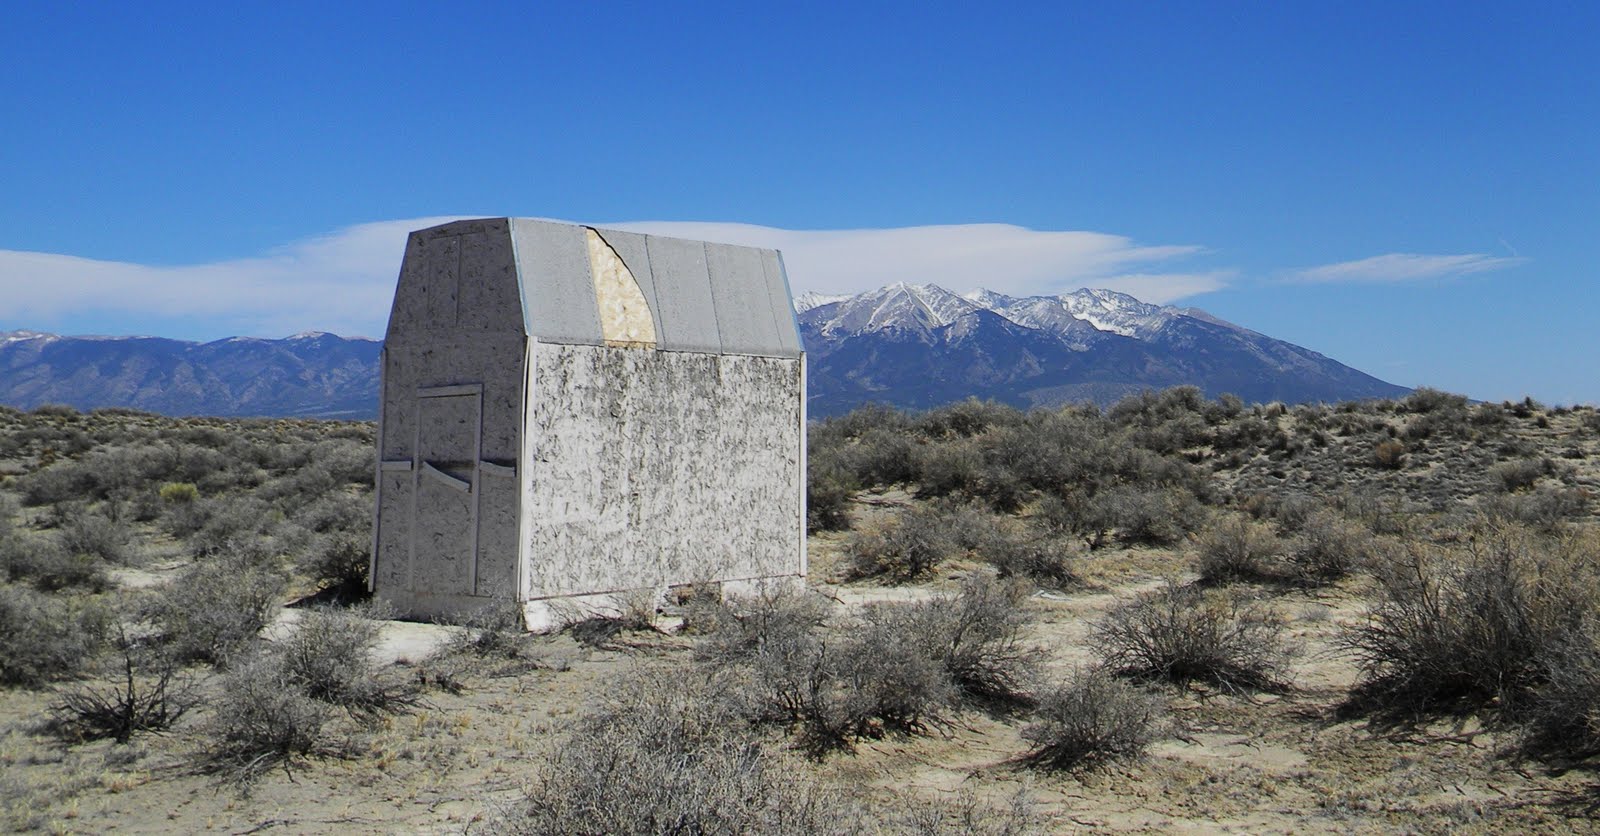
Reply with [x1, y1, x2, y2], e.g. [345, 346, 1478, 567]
[411, 386, 481, 596]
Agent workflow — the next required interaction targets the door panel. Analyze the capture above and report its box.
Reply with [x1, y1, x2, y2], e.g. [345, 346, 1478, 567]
[411, 390, 480, 596]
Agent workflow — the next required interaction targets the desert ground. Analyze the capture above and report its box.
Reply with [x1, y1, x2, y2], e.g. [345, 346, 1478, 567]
[3, 389, 1600, 833]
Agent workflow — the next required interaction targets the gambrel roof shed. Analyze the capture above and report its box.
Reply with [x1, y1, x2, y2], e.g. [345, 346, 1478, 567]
[371, 218, 805, 627]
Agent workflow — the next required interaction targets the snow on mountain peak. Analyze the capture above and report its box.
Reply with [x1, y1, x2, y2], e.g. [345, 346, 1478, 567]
[798, 283, 1239, 345]
[1, 330, 57, 346]
[793, 292, 852, 313]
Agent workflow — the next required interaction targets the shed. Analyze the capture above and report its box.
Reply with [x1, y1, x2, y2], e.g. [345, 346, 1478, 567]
[370, 218, 806, 627]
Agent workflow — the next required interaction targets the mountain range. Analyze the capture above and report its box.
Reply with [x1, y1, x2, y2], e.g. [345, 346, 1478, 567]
[0, 330, 381, 418]
[0, 285, 1407, 418]
[796, 284, 1408, 416]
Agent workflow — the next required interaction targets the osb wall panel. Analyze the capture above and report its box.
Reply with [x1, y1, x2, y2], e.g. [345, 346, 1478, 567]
[475, 471, 520, 599]
[379, 333, 524, 463]
[524, 343, 802, 598]
[373, 472, 412, 592]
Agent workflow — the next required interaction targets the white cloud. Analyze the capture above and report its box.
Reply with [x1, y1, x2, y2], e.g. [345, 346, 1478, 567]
[609, 221, 1212, 302]
[1083, 270, 1235, 305]
[0, 216, 464, 339]
[0, 217, 1221, 340]
[1292, 252, 1525, 284]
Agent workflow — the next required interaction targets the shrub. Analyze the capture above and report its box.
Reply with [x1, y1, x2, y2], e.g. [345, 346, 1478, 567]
[1237, 491, 1318, 533]
[30, 404, 81, 419]
[1524, 620, 1600, 758]
[1021, 667, 1168, 771]
[292, 491, 370, 535]
[730, 606, 948, 753]
[493, 670, 863, 835]
[832, 605, 955, 737]
[915, 398, 1022, 439]
[0, 584, 107, 687]
[1343, 528, 1600, 714]
[1093, 582, 1293, 693]
[186, 496, 278, 558]
[915, 575, 1040, 706]
[1372, 440, 1408, 470]
[295, 530, 370, 592]
[204, 653, 331, 782]
[843, 428, 921, 488]
[147, 554, 286, 666]
[1492, 459, 1549, 493]
[1479, 486, 1590, 532]
[1287, 511, 1378, 584]
[1089, 485, 1206, 547]
[1193, 514, 1284, 584]
[17, 461, 97, 506]
[914, 440, 986, 500]
[57, 511, 129, 564]
[0, 536, 108, 592]
[806, 457, 858, 533]
[158, 482, 198, 504]
[275, 607, 413, 717]
[701, 577, 1036, 753]
[1403, 387, 1470, 415]
[49, 629, 194, 743]
[693, 584, 831, 670]
[980, 528, 1080, 590]
[842, 502, 985, 582]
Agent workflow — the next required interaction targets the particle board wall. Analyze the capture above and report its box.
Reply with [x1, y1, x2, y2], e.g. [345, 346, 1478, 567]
[522, 342, 803, 598]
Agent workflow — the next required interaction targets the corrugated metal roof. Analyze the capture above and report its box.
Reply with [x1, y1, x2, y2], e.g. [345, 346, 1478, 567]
[399, 218, 800, 358]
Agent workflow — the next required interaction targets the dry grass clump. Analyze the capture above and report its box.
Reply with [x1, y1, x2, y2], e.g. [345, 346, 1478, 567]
[1092, 582, 1294, 693]
[1021, 667, 1169, 772]
[1343, 526, 1600, 717]
[489, 670, 867, 835]
[891, 789, 1042, 835]
[1372, 439, 1408, 470]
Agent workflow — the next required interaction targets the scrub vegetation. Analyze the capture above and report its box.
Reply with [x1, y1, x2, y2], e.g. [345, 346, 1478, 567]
[1, 390, 1599, 831]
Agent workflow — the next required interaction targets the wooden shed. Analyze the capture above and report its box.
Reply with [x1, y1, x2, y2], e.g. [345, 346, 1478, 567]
[370, 218, 805, 627]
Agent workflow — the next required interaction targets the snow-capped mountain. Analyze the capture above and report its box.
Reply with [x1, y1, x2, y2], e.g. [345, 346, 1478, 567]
[798, 284, 1408, 416]
[0, 283, 1406, 419]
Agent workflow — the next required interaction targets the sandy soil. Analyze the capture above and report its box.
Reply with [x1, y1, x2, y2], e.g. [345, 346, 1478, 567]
[6, 539, 1599, 835]
[9, 410, 1600, 835]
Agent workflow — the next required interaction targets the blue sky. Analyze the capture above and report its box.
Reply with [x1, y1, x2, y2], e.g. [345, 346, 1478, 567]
[2, 2, 1596, 403]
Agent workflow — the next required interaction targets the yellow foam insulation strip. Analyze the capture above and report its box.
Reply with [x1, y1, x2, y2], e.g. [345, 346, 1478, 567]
[585, 228, 658, 349]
